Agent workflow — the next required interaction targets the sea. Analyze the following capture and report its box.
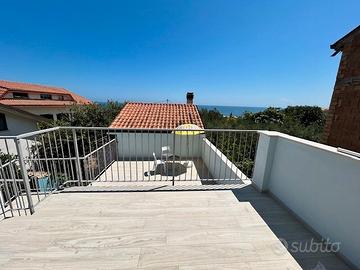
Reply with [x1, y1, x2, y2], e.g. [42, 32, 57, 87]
[97, 101, 266, 117]
[198, 105, 266, 116]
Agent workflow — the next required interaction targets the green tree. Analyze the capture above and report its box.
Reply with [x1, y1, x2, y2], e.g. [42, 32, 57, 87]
[39, 100, 124, 129]
[199, 105, 327, 143]
[199, 105, 327, 176]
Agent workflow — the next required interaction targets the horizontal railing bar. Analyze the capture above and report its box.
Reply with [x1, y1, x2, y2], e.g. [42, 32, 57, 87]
[4, 126, 261, 140]
[0, 179, 24, 183]
[2, 206, 30, 212]
[15, 127, 61, 139]
[23, 157, 77, 161]
[63, 180, 93, 184]
[90, 159, 116, 181]
[82, 138, 116, 159]
[0, 159, 18, 168]
[337, 147, 360, 158]
[59, 126, 261, 132]
[0, 136, 17, 139]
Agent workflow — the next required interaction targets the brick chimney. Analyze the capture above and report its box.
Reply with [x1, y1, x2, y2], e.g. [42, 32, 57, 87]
[186, 92, 194, 104]
[323, 25, 360, 152]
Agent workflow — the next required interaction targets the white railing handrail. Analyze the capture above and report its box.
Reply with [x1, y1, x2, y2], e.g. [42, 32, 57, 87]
[59, 126, 262, 133]
[0, 126, 263, 140]
[337, 147, 360, 158]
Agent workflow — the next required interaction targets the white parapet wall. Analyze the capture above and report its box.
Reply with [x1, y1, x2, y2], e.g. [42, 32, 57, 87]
[201, 138, 251, 183]
[252, 131, 360, 268]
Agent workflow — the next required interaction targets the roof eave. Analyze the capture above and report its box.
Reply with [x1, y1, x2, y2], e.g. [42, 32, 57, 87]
[330, 25, 360, 57]
[0, 104, 50, 123]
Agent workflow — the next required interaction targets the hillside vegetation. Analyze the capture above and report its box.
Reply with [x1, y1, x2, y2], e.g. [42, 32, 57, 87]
[39, 103, 327, 143]
[199, 106, 327, 142]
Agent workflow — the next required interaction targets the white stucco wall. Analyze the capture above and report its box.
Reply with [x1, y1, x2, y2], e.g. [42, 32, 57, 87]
[0, 112, 39, 155]
[201, 138, 250, 182]
[0, 113, 38, 137]
[252, 131, 360, 268]
[17, 106, 70, 120]
[116, 132, 203, 159]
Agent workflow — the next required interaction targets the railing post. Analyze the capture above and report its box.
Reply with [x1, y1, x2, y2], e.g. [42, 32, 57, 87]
[252, 131, 278, 192]
[72, 129, 83, 186]
[14, 138, 35, 214]
[172, 131, 176, 186]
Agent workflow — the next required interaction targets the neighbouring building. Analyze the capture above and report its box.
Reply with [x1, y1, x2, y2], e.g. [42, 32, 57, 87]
[0, 103, 49, 136]
[324, 25, 360, 152]
[110, 92, 203, 129]
[0, 80, 91, 121]
[0, 103, 50, 155]
[109, 92, 204, 158]
[0, 80, 91, 154]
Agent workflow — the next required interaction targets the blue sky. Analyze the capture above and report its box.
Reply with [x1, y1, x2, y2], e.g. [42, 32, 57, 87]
[0, 1, 359, 107]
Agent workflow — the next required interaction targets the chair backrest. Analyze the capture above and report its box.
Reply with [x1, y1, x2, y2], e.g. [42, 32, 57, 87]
[161, 146, 171, 153]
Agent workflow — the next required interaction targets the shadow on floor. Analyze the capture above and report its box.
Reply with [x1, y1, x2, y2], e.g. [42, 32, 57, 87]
[144, 158, 214, 180]
[145, 162, 187, 177]
[231, 186, 352, 270]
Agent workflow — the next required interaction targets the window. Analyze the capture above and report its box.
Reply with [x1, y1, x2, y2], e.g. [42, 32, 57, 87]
[13, 92, 29, 99]
[40, 94, 52, 100]
[58, 95, 65, 100]
[40, 114, 54, 120]
[0, 113, 8, 131]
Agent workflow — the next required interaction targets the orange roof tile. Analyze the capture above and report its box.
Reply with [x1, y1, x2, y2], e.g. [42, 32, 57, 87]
[110, 102, 204, 129]
[0, 80, 91, 106]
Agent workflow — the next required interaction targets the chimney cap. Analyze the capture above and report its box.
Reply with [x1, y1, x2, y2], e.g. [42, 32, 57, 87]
[186, 92, 194, 104]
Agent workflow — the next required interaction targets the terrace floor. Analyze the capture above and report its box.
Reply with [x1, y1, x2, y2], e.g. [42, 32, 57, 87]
[93, 159, 249, 186]
[95, 158, 214, 183]
[0, 186, 351, 269]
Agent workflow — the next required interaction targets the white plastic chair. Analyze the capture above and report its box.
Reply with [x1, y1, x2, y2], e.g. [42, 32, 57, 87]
[161, 146, 172, 161]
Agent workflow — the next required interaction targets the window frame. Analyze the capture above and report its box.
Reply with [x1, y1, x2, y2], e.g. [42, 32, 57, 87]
[40, 94, 52, 100]
[13, 92, 29, 99]
[40, 114, 54, 120]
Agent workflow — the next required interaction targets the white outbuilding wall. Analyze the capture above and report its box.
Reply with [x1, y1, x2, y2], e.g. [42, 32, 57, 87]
[116, 132, 204, 159]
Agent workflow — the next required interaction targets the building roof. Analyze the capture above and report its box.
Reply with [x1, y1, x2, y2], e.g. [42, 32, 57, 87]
[0, 103, 50, 123]
[331, 25, 360, 56]
[110, 102, 204, 129]
[0, 80, 91, 106]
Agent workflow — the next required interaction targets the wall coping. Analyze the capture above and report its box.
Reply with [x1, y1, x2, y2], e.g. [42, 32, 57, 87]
[257, 131, 360, 162]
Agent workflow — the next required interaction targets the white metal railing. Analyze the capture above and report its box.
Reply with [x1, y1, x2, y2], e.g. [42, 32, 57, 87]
[0, 127, 259, 218]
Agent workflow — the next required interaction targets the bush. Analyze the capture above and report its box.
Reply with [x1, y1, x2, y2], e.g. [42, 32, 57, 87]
[39, 100, 124, 129]
[199, 105, 327, 143]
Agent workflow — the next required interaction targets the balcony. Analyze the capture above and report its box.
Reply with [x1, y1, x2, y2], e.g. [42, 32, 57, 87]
[0, 127, 358, 269]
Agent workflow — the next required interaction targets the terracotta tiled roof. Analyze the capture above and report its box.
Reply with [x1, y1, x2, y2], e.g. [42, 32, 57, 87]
[110, 102, 204, 129]
[0, 80, 91, 106]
